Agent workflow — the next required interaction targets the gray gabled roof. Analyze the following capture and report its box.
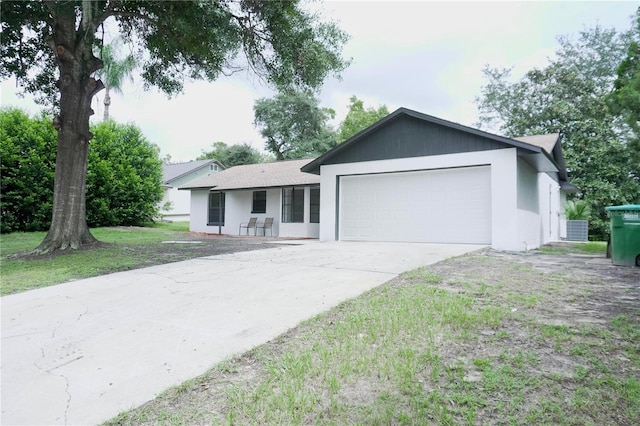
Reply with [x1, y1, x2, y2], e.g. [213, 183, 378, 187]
[300, 108, 574, 185]
[163, 159, 224, 184]
[180, 158, 320, 191]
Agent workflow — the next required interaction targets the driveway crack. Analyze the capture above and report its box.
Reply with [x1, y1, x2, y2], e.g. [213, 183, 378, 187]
[58, 371, 72, 425]
[33, 359, 73, 425]
[77, 306, 89, 321]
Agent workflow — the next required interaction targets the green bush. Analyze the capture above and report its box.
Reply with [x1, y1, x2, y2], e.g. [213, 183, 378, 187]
[0, 108, 56, 233]
[1, 109, 164, 232]
[86, 121, 163, 227]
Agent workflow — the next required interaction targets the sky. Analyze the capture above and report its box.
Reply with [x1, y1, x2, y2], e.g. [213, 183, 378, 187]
[1, 1, 637, 163]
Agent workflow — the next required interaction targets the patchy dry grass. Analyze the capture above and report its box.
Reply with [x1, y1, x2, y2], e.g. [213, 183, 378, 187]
[105, 249, 639, 425]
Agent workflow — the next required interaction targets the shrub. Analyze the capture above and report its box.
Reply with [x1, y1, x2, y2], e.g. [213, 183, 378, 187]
[565, 199, 592, 220]
[0, 108, 56, 232]
[1, 109, 164, 232]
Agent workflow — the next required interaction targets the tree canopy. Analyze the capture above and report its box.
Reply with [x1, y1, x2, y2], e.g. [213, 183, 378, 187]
[338, 96, 389, 142]
[475, 22, 640, 239]
[197, 141, 264, 167]
[254, 90, 337, 160]
[609, 7, 640, 167]
[0, 0, 349, 253]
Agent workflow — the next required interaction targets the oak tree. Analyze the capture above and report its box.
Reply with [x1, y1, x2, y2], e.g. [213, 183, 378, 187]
[254, 90, 337, 160]
[0, 0, 348, 253]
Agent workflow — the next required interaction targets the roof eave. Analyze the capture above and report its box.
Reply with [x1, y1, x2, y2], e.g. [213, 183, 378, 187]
[180, 182, 320, 191]
[178, 185, 215, 191]
[560, 180, 579, 194]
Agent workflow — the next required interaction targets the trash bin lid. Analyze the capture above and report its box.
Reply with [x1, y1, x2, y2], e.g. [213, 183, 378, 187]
[605, 204, 640, 211]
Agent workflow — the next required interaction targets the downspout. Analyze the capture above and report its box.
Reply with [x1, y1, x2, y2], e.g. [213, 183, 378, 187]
[549, 184, 552, 237]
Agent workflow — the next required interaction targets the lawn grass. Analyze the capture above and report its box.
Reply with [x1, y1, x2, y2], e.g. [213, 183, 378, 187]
[537, 241, 607, 255]
[141, 221, 191, 232]
[0, 223, 194, 295]
[105, 253, 640, 426]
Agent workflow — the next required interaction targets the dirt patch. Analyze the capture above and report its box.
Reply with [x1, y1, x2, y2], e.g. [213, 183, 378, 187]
[132, 234, 284, 261]
[424, 248, 639, 390]
[11, 231, 284, 263]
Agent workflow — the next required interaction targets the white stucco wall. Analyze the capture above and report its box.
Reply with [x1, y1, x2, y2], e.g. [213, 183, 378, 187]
[538, 173, 563, 244]
[189, 190, 211, 231]
[319, 148, 529, 251]
[189, 186, 319, 238]
[517, 159, 541, 251]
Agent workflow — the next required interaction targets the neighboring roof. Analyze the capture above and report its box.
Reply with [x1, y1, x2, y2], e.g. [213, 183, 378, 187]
[513, 133, 572, 184]
[180, 159, 320, 191]
[163, 159, 223, 184]
[513, 134, 559, 155]
[301, 107, 559, 175]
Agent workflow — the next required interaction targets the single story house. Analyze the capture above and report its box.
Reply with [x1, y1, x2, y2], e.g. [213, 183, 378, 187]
[182, 108, 575, 251]
[301, 107, 576, 251]
[161, 159, 224, 221]
[181, 159, 320, 238]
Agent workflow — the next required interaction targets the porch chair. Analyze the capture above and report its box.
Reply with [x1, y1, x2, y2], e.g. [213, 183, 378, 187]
[239, 217, 258, 235]
[257, 217, 274, 236]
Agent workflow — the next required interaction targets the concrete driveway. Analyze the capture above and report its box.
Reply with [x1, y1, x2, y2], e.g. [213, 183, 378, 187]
[1, 241, 482, 425]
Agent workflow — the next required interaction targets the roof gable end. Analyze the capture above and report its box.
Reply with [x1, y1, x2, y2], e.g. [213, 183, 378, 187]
[163, 159, 224, 183]
[302, 108, 546, 174]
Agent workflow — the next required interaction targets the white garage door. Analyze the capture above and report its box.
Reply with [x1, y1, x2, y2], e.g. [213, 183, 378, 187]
[340, 166, 491, 244]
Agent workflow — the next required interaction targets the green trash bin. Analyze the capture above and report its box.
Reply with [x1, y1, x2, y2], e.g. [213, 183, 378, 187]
[605, 205, 640, 267]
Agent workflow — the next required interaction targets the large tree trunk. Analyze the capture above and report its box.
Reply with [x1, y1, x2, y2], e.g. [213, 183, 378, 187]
[35, 6, 104, 254]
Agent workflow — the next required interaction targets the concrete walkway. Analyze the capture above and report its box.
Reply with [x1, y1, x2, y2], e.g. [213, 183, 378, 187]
[1, 241, 482, 425]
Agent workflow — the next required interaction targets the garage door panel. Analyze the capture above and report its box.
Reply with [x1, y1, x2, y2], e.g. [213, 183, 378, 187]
[339, 167, 491, 244]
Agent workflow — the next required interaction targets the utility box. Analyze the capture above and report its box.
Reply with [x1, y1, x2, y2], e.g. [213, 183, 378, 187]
[605, 205, 640, 267]
[566, 220, 589, 242]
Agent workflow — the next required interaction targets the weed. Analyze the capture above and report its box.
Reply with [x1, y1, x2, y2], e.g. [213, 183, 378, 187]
[472, 358, 492, 371]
